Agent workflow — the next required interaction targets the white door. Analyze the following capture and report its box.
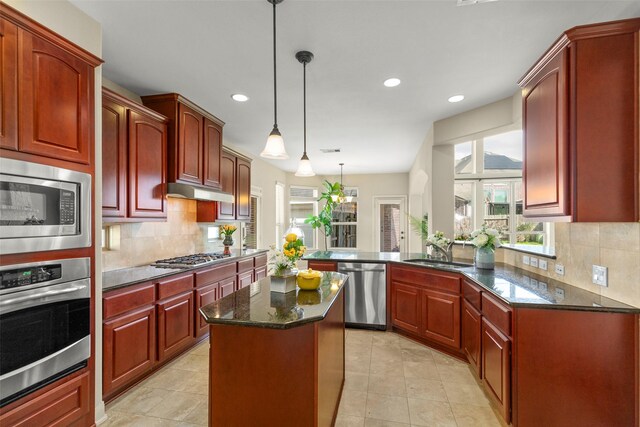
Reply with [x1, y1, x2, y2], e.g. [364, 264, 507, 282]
[374, 197, 407, 253]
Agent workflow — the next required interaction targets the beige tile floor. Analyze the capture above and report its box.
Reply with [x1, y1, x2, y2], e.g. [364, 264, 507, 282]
[101, 329, 503, 427]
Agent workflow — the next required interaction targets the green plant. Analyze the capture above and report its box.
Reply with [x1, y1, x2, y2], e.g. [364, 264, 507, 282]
[408, 214, 429, 243]
[305, 180, 343, 250]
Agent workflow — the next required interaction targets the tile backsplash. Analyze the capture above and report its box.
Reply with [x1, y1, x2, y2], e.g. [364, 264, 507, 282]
[454, 222, 640, 307]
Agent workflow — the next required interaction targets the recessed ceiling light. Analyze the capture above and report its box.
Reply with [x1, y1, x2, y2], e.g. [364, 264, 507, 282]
[448, 95, 465, 103]
[231, 94, 249, 102]
[383, 78, 401, 88]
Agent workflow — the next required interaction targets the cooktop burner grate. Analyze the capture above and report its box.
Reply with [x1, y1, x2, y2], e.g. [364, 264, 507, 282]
[152, 253, 230, 269]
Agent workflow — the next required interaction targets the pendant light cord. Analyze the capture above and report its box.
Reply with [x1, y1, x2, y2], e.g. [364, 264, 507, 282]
[273, 1, 278, 127]
[303, 61, 307, 155]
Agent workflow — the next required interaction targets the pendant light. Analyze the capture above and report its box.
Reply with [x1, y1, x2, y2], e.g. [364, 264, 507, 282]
[295, 50, 315, 177]
[331, 163, 353, 203]
[260, 0, 289, 159]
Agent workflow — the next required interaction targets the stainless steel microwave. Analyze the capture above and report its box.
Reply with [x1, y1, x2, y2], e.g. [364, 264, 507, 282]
[0, 158, 91, 255]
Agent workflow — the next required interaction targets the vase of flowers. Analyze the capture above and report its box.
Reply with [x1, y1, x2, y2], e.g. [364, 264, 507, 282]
[268, 234, 306, 293]
[425, 231, 453, 262]
[220, 225, 237, 256]
[471, 225, 501, 269]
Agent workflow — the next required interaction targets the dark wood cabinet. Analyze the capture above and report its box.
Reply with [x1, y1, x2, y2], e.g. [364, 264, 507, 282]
[103, 306, 156, 398]
[421, 289, 461, 350]
[307, 261, 338, 272]
[128, 109, 168, 219]
[254, 265, 267, 280]
[102, 88, 168, 221]
[236, 157, 252, 221]
[482, 318, 511, 424]
[157, 291, 195, 362]
[195, 283, 217, 338]
[219, 276, 235, 298]
[391, 282, 421, 335]
[141, 93, 225, 190]
[238, 270, 254, 290]
[0, 19, 18, 150]
[519, 18, 640, 221]
[217, 150, 237, 220]
[462, 299, 482, 378]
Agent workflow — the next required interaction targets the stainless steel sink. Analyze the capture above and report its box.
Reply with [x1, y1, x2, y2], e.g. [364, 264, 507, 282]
[403, 259, 473, 268]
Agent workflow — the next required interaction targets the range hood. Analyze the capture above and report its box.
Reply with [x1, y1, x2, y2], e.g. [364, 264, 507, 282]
[166, 183, 234, 203]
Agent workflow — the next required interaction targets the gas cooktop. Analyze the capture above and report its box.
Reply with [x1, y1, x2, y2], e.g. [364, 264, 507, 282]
[152, 253, 230, 269]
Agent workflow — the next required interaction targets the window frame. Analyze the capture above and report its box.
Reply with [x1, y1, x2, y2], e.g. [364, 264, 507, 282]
[289, 185, 319, 250]
[329, 187, 359, 250]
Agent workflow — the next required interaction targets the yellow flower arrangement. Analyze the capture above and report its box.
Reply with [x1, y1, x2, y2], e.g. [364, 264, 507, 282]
[220, 224, 237, 237]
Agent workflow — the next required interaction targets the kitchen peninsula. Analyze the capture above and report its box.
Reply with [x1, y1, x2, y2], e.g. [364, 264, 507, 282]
[199, 272, 348, 427]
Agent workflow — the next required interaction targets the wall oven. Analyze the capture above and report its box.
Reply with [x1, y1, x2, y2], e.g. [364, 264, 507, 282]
[0, 158, 91, 255]
[0, 258, 91, 407]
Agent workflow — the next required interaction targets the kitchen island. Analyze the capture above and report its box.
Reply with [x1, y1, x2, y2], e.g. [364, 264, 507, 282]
[199, 272, 348, 427]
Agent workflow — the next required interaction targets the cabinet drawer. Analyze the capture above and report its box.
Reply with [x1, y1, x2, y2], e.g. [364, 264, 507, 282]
[104, 282, 155, 319]
[463, 280, 482, 311]
[424, 270, 461, 294]
[307, 261, 337, 272]
[254, 253, 268, 268]
[390, 264, 430, 286]
[157, 274, 194, 300]
[237, 258, 253, 273]
[482, 294, 512, 337]
[195, 262, 236, 287]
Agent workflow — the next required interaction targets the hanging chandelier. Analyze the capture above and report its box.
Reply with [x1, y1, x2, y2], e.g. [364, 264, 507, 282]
[260, 0, 288, 159]
[331, 163, 353, 203]
[295, 50, 315, 177]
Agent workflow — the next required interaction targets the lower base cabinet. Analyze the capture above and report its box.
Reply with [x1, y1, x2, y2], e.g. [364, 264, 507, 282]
[0, 372, 90, 427]
[237, 270, 253, 290]
[254, 265, 267, 280]
[482, 318, 511, 423]
[219, 276, 235, 298]
[462, 299, 482, 378]
[157, 291, 195, 362]
[391, 282, 421, 335]
[195, 283, 218, 338]
[421, 289, 461, 349]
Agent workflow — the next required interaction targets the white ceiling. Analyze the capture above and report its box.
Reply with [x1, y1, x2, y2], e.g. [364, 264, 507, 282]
[71, 0, 640, 175]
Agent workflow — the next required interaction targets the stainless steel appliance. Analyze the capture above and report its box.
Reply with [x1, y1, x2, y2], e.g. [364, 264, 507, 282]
[0, 158, 91, 255]
[152, 252, 230, 269]
[0, 258, 91, 406]
[337, 262, 386, 330]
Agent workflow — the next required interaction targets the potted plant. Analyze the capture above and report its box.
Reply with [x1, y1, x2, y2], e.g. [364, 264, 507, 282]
[220, 225, 237, 255]
[471, 224, 502, 269]
[305, 180, 343, 250]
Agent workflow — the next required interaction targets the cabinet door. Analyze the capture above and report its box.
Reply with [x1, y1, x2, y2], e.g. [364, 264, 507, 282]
[237, 270, 253, 290]
[391, 282, 421, 335]
[482, 318, 511, 423]
[307, 261, 337, 272]
[195, 283, 217, 338]
[157, 291, 194, 362]
[217, 151, 236, 220]
[128, 109, 167, 219]
[103, 306, 155, 397]
[203, 117, 222, 188]
[0, 19, 18, 150]
[522, 49, 570, 218]
[462, 299, 482, 378]
[102, 95, 127, 218]
[254, 266, 267, 281]
[219, 277, 235, 298]
[421, 289, 461, 350]
[18, 29, 93, 164]
[177, 102, 203, 184]
[236, 157, 251, 220]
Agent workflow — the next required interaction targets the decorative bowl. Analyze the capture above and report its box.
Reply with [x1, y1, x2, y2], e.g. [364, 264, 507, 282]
[296, 269, 322, 290]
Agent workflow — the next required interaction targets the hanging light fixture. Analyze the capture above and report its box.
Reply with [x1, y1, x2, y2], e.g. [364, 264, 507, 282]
[295, 50, 315, 177]
[331, 163, 353, 203]
[260, 0, 288, 159]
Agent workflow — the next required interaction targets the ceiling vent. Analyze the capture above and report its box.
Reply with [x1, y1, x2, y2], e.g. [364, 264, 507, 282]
[320, 148, 341, 153]
[457, 0, 497, 5]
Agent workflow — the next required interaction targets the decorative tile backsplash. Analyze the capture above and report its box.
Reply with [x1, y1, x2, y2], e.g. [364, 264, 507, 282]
[454, 222, 640, 307]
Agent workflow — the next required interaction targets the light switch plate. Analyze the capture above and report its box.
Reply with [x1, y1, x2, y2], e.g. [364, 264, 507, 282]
[530, 257, 538, 268]
[592, 265, 608, 287]
[555, 264, 565, 276]
[555, 287, 565, 299]
[522, 255, 530, 265]
[539, 259, 548, 271]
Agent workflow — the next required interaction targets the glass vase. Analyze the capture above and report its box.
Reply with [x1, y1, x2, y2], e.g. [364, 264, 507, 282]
[223, 235, 234, 256]
[475, 246, 495, 270]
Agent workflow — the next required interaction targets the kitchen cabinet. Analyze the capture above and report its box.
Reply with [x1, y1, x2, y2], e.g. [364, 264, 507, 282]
[0, 7, 101, 169]
[391, 282, 421, 335]
[254, 265, 267, 280]
[218, 276, 236, 298]
[195, 283, 217, 338]
[519, 18, 640, 221]
[217, 150, 236, 220]
[307, 261, 338, 272]
[157, 291, 195, 362]
[102, 88, 168, 221]
[194, 261, 236, 338]
[236, 157, 252, 221]
[237, 270, 254, 289]
[462, 298, 482, 378]
[141, 93, 224, 189]
[482, 318, 511, 424]
[421, 288, 461, 349]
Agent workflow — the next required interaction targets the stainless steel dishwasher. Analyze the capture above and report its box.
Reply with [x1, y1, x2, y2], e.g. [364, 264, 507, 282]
[337, 262, 386, 330]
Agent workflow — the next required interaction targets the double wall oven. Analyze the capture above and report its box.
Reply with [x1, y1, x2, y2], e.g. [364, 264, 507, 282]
[0, 158, 93, 407]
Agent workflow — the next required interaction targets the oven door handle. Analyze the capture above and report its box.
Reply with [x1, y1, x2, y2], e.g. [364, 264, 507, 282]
[0, 285, 87, 307]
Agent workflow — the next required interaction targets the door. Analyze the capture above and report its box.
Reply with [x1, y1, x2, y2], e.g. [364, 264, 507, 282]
[177, 103, 203, 184]
[421, 289, 461, 350]
[203, 117, 222, 188]
[374, 197, 406, 252]
[236, 157, 251, 220]
[237, 270, 253, 290]
[218, 277, 235, 299]
[217, 151, 236, 220]
[195, 284, 217, 338]
[391, 282, 421, 334]
[157, 292, 194, 362]
[462, 299, 482, 378]
[102, 95, 127, 218]
[482, 318, 511, 423]
[0, 19, 18, 150]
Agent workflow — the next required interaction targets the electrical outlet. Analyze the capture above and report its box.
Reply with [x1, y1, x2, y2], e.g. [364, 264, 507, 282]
[539, 259, 548, 271]
[592, 265, 608, 287]
[555, 263, 565, 276]
[530, 257, 538, 268]
[555, 287, 565, 299]
[522, 255, 530, 265]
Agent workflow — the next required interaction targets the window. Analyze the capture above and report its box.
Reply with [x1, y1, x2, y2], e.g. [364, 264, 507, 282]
[275, 182, 285, 249]
[101, 226, 109, 250]
[454, 131, 550, 248]
[289, 186, 318, 249]
[331, 187, 358, 249]
[245, 196, 258, 249]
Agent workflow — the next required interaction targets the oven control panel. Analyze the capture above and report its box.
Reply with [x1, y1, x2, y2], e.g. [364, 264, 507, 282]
[1, 265, 62, 290]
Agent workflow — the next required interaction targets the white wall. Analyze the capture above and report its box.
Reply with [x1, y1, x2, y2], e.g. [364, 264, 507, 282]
[4, 0, 106, 423]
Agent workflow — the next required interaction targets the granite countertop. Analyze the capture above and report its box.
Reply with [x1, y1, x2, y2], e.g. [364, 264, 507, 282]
[199, 272, 348, 329]
[102, 249, 268, 292]
[304, 251, 639, 313]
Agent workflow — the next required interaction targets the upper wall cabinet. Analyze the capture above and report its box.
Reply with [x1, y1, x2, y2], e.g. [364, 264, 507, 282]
[141, 93, 224, 190]
[102, 88, 168, 221]
[519, 18, 640, 222]
[0, 6, 102, 170]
